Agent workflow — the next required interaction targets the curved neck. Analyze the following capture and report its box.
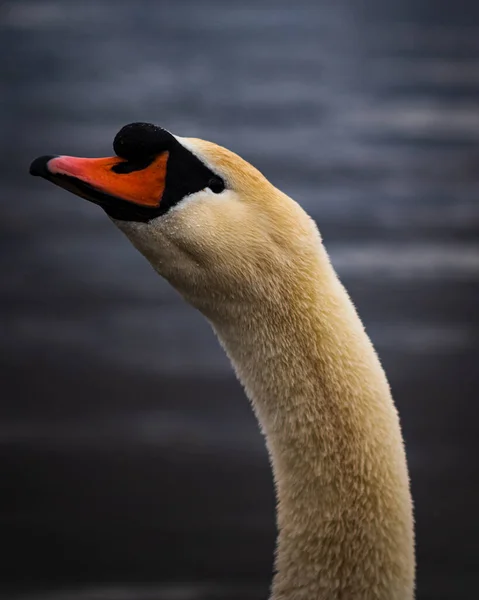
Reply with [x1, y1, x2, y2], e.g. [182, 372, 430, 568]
[210, 251, 414, 600]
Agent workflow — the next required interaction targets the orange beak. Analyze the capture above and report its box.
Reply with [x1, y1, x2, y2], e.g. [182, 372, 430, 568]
[29, 152, 169, 208]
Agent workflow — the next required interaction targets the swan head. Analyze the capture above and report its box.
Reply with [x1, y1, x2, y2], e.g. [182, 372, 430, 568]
[30, 122, 319, 316]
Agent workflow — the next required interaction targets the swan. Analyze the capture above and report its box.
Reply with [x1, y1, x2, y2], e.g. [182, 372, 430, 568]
[30, 122, 415, 600]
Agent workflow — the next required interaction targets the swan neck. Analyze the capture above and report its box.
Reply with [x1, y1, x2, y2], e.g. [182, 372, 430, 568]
[210, 257, 415, 600]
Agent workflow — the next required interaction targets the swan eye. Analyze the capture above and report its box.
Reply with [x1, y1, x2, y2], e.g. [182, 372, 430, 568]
[208, 177, 225, 194]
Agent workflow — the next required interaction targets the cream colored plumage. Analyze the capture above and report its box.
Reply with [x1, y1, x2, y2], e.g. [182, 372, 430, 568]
[31, 131, 415, 599]
[115, 137, 415, 600]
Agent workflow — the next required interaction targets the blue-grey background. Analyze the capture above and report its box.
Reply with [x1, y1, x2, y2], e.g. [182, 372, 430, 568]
[1, 0, 479, 598]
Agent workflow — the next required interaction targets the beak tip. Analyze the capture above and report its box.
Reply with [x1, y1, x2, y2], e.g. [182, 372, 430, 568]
[29, 155, 58, 177]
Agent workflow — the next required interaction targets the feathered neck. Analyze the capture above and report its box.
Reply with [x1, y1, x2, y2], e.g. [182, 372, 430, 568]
[208, 243, 415, 600]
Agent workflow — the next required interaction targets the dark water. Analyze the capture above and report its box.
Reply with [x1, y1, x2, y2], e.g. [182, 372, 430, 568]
[2, 0, 479, 598]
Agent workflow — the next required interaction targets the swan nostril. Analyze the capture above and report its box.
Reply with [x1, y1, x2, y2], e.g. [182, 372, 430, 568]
[111, 157, 156, 174]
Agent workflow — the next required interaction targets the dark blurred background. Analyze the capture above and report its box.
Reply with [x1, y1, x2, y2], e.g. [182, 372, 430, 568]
[2, 0, 479, 598]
